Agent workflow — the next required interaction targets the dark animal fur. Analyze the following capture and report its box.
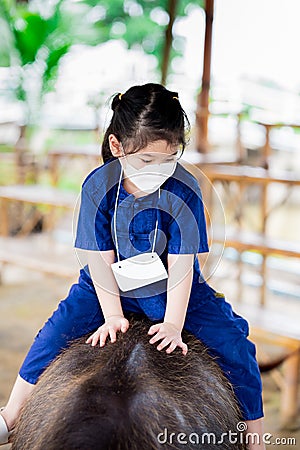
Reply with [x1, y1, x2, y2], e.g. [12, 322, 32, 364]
[12, 313, 247, 449]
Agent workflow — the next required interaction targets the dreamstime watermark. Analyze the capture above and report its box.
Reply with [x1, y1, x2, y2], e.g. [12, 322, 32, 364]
[157, 422, 297, 446]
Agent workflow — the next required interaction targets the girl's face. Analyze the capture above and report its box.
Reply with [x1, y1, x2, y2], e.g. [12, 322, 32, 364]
[121, 140, 182, 170]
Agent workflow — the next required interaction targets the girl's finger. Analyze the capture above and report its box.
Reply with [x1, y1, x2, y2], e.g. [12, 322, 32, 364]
[109, 328, 117, 343]
[86, 334, 94, 344]
[91, 332, 100, 347]
[166, 340, 178, 354]
[120, 319, 129, 333]
[149, 331, 164, 344]
[156, 337, 171, 351]
[99, 330, 108, 347]
[148, 324, 160, 335]
[181, 342, 188, 355]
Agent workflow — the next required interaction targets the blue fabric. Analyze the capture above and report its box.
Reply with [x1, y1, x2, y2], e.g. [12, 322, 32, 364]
[74, 158, 209, 256]
[19, 270, 142, 385]
[19, 157, 264, 421]
[184, 290, 263, 421]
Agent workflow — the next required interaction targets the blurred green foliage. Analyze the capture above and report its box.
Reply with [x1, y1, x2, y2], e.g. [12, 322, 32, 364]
[82, 0, 204, 72]
[0, 0, 204, 124]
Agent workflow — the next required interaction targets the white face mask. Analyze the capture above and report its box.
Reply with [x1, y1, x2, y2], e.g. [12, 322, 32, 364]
[120, 154, 177, 194]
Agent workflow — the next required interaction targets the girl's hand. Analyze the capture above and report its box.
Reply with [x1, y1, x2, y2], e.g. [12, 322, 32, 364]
[86, 315, 129, 347]
[148, 322, 188, 355]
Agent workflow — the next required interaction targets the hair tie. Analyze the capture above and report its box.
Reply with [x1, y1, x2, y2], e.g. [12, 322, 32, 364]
[119, 93, 123, 100]
[173, 96, 179, 100]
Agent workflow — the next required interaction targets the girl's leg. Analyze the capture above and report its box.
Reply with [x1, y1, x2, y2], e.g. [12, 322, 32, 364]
[245, 418, 266, 450]
[1, 375, 34, 431]
[1, 279, 105, 437]
[185, 293, 266, 449]
[0, 274, 145, 440]
[18, 283, 105, 384]
[184, 290, 264, 427]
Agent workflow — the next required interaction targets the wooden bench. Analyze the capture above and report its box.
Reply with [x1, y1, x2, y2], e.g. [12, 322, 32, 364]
[0, 184, 78, 277]
[250, 113, 300, 169]
[214, 229, 300, 259]
[210, 228, 300, 262]
[0, 235, 78, 281]
[0, 184, 77, 237]
[47, 146, 101, 186]
[233, 303, 300, 427]
[0, 184, 77, 208]
[202, 164, 300, 305]
[203, 163, 300, 186]
[208, 228, 300, 304]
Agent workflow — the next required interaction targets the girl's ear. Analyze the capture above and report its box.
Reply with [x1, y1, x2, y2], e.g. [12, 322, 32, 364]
[108, 134, 123, 157]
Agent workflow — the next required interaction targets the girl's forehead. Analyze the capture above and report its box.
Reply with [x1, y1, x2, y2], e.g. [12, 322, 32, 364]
[136, 140, 177, 154]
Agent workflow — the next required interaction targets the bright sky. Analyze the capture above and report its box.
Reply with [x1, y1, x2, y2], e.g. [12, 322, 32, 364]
[178, 0, 300, 91]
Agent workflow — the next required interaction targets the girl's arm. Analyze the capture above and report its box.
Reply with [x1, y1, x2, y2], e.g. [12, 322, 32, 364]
[86, 250, 129, 346]
[88, 250, 123, 318]
[148, 254, 194, 355]
[164, 254, 194, 330]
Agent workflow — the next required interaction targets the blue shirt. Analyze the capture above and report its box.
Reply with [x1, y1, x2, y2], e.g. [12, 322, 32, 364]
[74, 157, 213, 320]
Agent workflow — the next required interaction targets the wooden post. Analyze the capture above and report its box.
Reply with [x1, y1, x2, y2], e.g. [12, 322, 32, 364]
[260, 172, 268, 306]
[262, 124, 271, 170]
[49, 153, 59, 187]
[0, 198, 9, 237]
[195, 0, 214, 153]
[236, 112, 246, 162]
[161, 0, 178, 86]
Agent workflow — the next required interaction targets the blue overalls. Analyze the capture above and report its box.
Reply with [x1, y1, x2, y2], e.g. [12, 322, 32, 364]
[19, 157, 263, 421]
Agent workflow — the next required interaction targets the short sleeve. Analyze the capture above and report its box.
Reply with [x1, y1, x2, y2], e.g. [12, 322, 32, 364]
[74, 186, 115, 252]
[167, 187, 209, 254]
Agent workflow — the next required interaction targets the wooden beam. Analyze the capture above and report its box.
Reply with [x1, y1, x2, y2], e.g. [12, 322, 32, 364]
[161, 0, 178, 86]
[196, 0, 214, 153]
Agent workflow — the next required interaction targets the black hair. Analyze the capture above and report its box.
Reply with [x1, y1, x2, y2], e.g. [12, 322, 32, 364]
[101, 83, 190, 163]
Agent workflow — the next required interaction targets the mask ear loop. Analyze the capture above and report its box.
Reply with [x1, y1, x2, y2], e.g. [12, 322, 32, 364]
[113, 165, 123, 263]
[151, 189, 160, 253]
[113, 163, 160, 261]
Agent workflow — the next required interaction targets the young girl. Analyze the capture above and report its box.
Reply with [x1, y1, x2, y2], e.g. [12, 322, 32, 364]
[0, 83, 265, 449]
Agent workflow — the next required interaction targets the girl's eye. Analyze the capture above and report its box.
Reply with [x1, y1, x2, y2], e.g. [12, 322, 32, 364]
[141, 159, 153, 163]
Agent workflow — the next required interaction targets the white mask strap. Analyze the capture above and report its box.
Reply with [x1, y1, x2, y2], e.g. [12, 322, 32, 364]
[113, 167, 123, 262]
[113, 164, 160, 262]
[151, 194, 160, 253]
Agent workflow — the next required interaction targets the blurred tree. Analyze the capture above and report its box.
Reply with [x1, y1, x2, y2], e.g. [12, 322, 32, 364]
[0, 0, 204, 124]
[81, 0, 204, 84]
[0, 0, 105, 124]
